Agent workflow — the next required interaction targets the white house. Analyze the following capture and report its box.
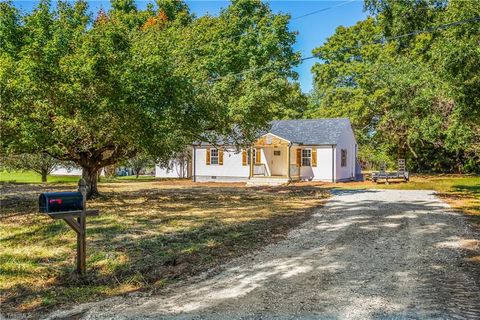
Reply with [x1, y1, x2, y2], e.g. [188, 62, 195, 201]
[50, 167, 118, 177]
[189, 118, 360, 185]
[155, 154, 192, 179]
[51, 166, 82, 176]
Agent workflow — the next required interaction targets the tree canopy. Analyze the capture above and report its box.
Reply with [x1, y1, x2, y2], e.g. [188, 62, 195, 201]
[308, 0, 480, 173]
[1, 0, 304, 196]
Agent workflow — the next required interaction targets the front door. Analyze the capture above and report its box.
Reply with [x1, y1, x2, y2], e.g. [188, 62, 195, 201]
[270, 148, 286, 176]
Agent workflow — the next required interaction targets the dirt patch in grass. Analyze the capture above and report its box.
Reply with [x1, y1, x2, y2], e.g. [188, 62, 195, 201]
[0, 180, 328, 315]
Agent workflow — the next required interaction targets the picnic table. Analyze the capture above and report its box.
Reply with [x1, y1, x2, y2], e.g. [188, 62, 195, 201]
[372, 159, 409, 183]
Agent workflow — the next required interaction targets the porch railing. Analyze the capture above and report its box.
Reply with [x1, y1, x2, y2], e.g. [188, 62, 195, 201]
[290, 164, 300, 177]
[253, 164, 267, 176]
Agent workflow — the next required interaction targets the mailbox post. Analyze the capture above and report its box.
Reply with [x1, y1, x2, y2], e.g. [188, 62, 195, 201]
[39, 178, 99, 276]
[77, 179, 87, 275]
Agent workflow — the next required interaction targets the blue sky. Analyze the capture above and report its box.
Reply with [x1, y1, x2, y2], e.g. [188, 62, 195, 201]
[12, 0, 367, 92]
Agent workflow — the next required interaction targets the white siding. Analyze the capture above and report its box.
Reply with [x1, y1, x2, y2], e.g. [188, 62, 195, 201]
[335, 124, 357, 181]
[155, 162, 189, 178]
[294, 146, 334, 182]
[192, 123, 359, 183]
[51, 167, 82, 176]
[194, 147, 249, 182]
[194, 145, 338, 182]
[257, 146, 288, 177]
[315, 146, 335, 181]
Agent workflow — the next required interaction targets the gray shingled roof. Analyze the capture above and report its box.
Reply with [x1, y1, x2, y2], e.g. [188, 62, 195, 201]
[195, 118, 351, 146]
[268, 118, 351, 145]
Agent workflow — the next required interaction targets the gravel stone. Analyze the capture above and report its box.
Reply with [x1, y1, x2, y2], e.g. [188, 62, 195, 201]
[46, 189, 480, 320]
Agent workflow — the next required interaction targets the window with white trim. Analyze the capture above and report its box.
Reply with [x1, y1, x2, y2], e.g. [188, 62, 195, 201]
[302, 149, 311, 166]
[210, 148, 219, 165]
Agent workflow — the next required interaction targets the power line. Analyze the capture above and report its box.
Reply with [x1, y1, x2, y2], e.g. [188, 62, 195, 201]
[206, 15, 480, 83]
[377, 15, 480, 41]
[317, 15, 480, 55]
[291, 0, 356, 21]
[189, 0, 356, 51]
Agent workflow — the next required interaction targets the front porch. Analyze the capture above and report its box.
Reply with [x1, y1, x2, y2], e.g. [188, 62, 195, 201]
[247, 175, 293, 186]
[247, 134, 301, 186]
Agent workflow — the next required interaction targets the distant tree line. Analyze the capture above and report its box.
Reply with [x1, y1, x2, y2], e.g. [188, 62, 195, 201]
[307, 0, 480, 173]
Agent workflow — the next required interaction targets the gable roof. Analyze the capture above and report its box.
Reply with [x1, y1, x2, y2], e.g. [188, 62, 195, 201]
[195, 118, 352, 146]
[268, 118, 351, 145]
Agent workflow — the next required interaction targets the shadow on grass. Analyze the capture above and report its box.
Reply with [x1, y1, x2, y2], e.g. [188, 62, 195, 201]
[0, 183, 327, 314]
[453, 184, 480, 197]
[28, 189, 480, 319]
[114, 192, 479, 318]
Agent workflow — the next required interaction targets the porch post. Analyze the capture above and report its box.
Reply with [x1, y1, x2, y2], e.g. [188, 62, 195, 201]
[249, 147, 254, 178]
[287, 143, 291, 181]
[192, 145, 196, 182]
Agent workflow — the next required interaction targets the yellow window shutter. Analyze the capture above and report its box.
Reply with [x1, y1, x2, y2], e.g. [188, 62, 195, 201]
[255, 148, 261, 164]
[242, 150, 247, 166]
[219, 149, 224, 165]
[206, 148, 210, 165]
[312, 149, 317, 167]
[296, 149, 301, 165]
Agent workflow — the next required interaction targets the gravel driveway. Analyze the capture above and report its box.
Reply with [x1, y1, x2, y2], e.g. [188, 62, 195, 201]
[48, 189, 480, 320]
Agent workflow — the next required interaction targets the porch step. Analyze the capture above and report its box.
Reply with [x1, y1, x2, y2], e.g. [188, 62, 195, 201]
[246, 176, 290, 186]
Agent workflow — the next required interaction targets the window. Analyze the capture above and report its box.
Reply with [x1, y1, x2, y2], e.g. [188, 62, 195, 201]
[341, 149, 347, 167]
[210, 148, 219, 165]
[274, 150, 281, 156]
[301, 149, 311, 166]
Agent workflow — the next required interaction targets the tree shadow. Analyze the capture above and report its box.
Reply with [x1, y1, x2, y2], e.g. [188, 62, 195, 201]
[453, 184, 480, 196]
[60, 189, 480, 319]
[0, 183, 328, 315]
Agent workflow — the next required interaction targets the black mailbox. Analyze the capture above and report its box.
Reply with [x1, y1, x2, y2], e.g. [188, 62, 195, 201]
[39, 192, 84, 213]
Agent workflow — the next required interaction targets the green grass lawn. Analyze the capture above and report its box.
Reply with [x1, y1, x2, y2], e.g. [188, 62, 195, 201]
[0, 180, 328, 313]
[0, 171, 79, 184]
[0, 171, 156, 184]
[1, 172, 477, 314]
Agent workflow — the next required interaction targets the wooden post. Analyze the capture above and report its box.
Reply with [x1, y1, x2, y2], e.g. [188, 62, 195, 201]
[42, 181, 99, 275]
[77, 179, 87, 276]
[287, 144, 291, 181]
[249, 147, 254, 178]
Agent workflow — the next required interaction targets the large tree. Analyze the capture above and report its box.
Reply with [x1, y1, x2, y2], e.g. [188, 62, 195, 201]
[309, 0, 480, 172]
[1, 0, 301, 197]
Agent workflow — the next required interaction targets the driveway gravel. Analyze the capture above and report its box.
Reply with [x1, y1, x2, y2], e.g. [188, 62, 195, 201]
[47, 189, 480, 320]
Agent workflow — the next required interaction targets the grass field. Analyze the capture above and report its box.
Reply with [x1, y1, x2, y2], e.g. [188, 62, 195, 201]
[0, 171, 80, 184]
[0, 170, 156, 184]
[1, 173, 478, 315]
[0, 180, 328, 314]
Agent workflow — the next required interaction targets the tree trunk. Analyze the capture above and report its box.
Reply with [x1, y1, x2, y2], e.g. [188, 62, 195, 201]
[41, 169, 48, 183]
[136, 169, 139, 179]
[82, 166, 100, 199]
